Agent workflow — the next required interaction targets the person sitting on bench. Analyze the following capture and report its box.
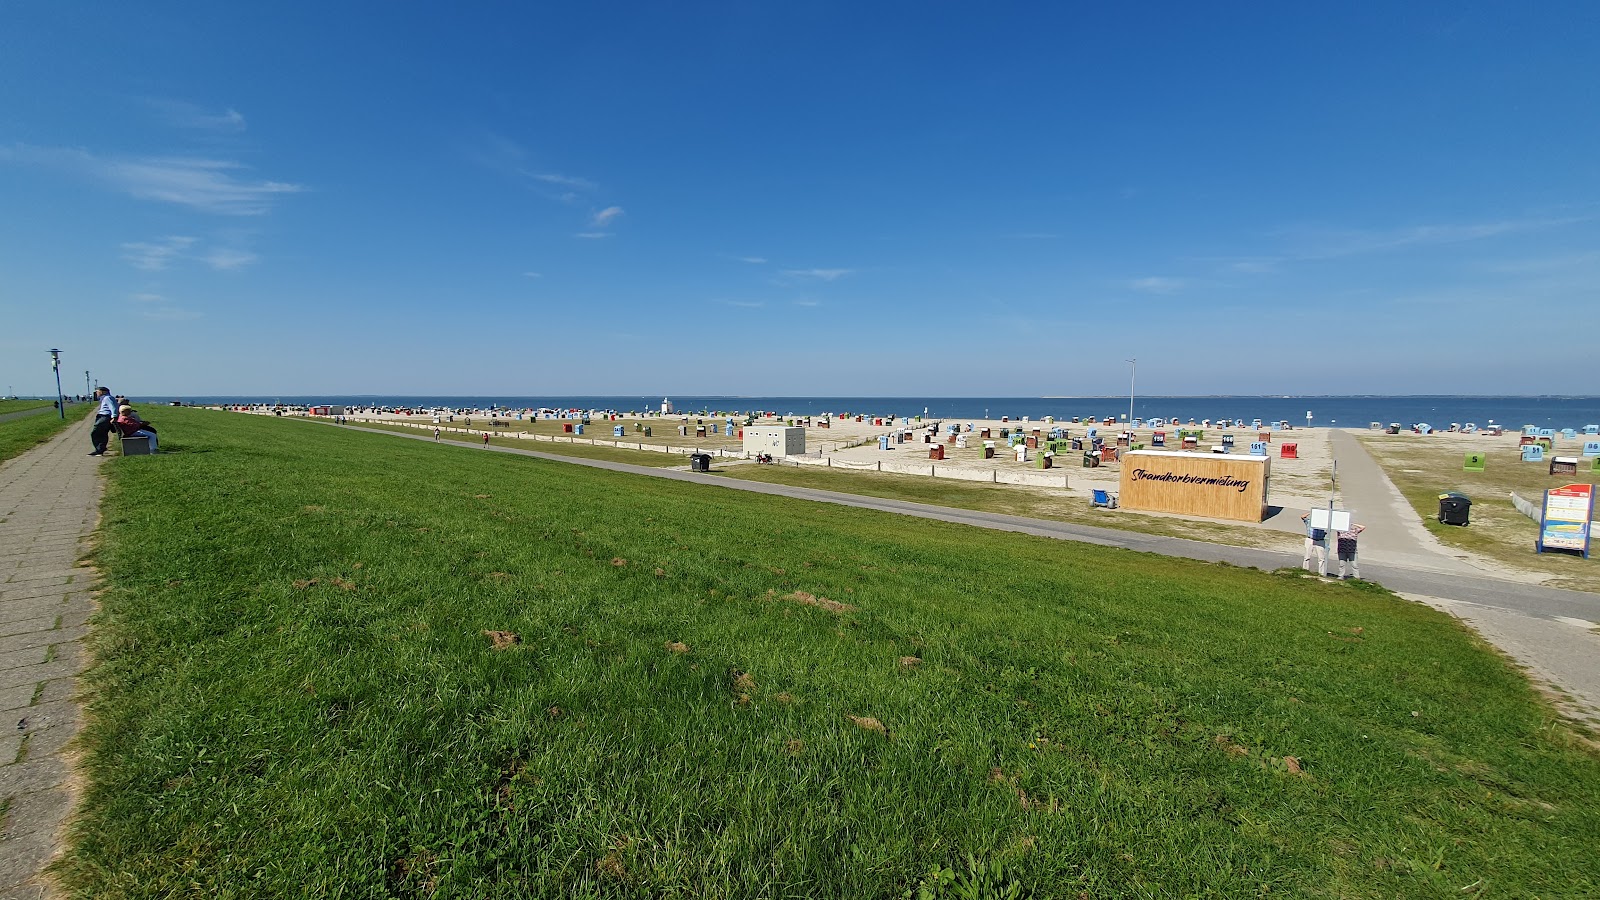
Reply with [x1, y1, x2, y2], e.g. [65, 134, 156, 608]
[115, 404, 159, 451]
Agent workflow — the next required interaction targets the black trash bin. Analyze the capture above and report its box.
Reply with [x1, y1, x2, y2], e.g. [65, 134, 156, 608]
[690, 453, 711, 473]
[1438, 491, 1471, 525]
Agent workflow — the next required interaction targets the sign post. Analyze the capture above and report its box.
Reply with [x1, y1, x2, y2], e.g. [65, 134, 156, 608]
[1537, 483, 1594, 558]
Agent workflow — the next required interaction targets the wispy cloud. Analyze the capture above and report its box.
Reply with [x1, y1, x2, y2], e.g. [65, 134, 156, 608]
[122, 236, 197, 271]
[574, 232, 612, 240]
[139, 305, 202, 321]
[1129, 276, 1186, 294]
[128, 292, 200, 319]
[535, 172, 597, 190]
[718, 299, 765, 308]
[1278, 216, 1585, 260]
[523, 271, 544, 278]
[146, 98, 247, 133]
[121, 235, 257, 271]
[793, 298, 821, 307]
[0, 144, 302, 215]
[590, 206, 624, 227]
[202, 247, 258, 270]
[781, 268, 853, 281]
[999, 232, 1062, 240]
[738, 256, 767, 264]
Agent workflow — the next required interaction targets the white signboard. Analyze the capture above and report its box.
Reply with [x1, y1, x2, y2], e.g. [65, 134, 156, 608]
[1309, 508, 1352, 531]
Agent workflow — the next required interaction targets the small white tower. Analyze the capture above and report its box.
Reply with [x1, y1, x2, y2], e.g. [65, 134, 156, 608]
[661, 397, 674, 415]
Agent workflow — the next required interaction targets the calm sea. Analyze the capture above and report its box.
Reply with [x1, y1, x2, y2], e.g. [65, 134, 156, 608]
[154, 395, 1600, 429]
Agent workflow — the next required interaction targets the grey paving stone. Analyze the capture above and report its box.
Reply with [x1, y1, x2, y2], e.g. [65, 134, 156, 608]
[0, 755, 66, 796]
[30, 680, 74, 707]
[0, 659, 78, 693]
[0, 686, 35, 714]
[0, 648, 48, 674]
[0, 629, 84, 657]
[0, 735, 19, 767]
[0, 618, 58, 641]
[0, 602, 66, 628]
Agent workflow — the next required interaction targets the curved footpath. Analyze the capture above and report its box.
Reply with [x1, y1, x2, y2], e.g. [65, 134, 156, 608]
[1, 419, 1595, 895]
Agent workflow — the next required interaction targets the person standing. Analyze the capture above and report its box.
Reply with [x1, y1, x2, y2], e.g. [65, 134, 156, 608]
[482, 432, 490, 446]
[433, 427, 441, 441]
[1300, 513, 1328, 576]
[1335, 523, 1366, 579]
[88, 386, 117, 456]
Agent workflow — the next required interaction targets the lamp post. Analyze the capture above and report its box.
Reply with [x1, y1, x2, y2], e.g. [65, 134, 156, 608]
[49, 349, 64, 419]
[1126, 358, 1136, 431]
[85, 371, 91, 400]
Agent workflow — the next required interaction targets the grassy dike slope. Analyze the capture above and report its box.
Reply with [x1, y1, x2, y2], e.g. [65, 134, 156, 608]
[65, 408, 1598, 898]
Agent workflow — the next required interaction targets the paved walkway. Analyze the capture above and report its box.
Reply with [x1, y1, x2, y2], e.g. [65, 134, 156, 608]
[0, 417, 99, 900]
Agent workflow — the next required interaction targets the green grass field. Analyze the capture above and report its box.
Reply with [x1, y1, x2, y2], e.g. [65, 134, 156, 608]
[0, 398, 55, 415]
[63, 408, 1600, 898]
[0, 401, 90, 463]
[1356, 434, 1600, 592]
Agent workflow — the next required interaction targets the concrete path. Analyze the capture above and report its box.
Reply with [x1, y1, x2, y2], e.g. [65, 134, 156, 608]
[0, 417, 99, 900]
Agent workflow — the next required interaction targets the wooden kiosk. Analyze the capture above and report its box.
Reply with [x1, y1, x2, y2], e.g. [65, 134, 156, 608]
[1116, 450, 1271, 522]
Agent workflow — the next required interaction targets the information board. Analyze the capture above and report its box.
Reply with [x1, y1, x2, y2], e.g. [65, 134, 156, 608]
[1538, 483, 1594, 557]
[1308, 508, 1352, 532]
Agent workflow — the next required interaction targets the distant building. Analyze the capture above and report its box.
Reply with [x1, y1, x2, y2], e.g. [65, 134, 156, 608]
[661, 397, 674, 414]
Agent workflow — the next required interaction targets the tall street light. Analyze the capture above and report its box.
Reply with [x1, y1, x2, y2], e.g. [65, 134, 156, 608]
[49, 349, 64, 419]
[85, 370, 91, 400]
[1126, 358, 1136, 432]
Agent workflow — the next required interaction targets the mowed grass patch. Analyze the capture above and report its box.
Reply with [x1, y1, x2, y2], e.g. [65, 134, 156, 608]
[330, 417, 696, 467]
[0, 398, 55, 415]
[721, 462, 1302, 554]
[1357, 434, 1600, 592]
[0, 401, 90, 463]
[67, 407, 1600, 898]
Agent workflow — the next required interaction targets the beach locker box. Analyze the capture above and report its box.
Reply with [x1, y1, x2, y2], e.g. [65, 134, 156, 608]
[1117, 450, 1271, 522]
[743, 426, 805, 457]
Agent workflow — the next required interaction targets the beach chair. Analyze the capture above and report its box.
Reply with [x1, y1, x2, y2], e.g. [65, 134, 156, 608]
[1091, 489, 1118, 509]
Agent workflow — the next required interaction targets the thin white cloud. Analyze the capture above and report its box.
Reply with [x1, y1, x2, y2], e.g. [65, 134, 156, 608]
[147, 99, 247, 133]
[781, 268, 853, 281]
[535, 172, 597, 190]
[738, 256, 767, 264]
[139, 305, 201, 321]
[523, 271, 544, 278]
[1280, 216, 1585, 260]
[574, 232, 612, 239]
[122, 236, 197, 271]
[106, 156, 302, 215]
[590, 206, 624, 227]
[793, 298, 820, 307]
[1130, 276, 1186, 294]
[718, 299, 765, 308]
[0, 144, 302, 215]
[129, 292, 165, 303]
[999, 233, 1062, 240]
[203, 248, 258, 270]
[121, 235, 256, 271]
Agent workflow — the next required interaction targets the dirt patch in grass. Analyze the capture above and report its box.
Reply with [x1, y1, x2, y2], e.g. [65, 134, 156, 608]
[777, 589, 856, 613]
[848, 715, 887, 735]
[483, 630, 520, 650]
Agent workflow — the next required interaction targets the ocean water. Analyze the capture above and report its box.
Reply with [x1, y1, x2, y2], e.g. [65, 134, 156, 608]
[155, 395, 1600, 430]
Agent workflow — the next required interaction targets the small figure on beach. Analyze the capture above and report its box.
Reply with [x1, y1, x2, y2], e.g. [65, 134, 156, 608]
[1301, 513, 1328, 576]
[1335, 523, 1366, 579]
[482, 432, 490, 446]
[433, 427, 440, 441]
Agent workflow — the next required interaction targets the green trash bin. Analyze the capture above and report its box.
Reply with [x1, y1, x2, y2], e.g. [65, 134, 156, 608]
[1082, 452, 1099, 468]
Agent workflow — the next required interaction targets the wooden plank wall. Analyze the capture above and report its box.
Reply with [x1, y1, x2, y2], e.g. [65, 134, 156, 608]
[1117, 450, 1271, 522]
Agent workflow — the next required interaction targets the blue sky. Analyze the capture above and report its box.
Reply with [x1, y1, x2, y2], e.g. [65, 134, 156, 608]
[3, 3, 1597, 398]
